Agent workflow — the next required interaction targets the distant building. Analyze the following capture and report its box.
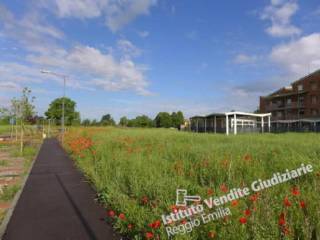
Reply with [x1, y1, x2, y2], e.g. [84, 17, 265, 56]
[260, 70, 320, 120]
[190, 111, 271, 135]
[260, 69, 320, 132]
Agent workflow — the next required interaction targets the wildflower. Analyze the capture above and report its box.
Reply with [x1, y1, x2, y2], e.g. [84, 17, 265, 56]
[249, 193, 259, 202]
[243, 154, 252, 161]
[118, 213, 126, 220]
[108, 210, 115, 217]
[300, 200, 306, 208]
[231, 200, 239, 207]
[283, 196, 292, 207]
[146, 232, 154, 239]
[128, 224, 133, 230]
[181, 219, 187, 224]
[170, 205, 178, 213]
[291, 187, 300, 196]
[142, 196, 149, 205]
[207, 188, 214, 196]
[149, 220, 161, 229]
[244, 209, 251, 216]
[282, 226, 290, 236]
[208, 231, 216, 238]
[278, 212, 286, 226]
[239, 217, 247, 224]
[220, 184, 228, 193]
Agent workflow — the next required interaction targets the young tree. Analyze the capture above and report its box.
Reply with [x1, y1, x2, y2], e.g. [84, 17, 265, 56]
[12, 88, 36, 154]
[45, 97, 79, 126]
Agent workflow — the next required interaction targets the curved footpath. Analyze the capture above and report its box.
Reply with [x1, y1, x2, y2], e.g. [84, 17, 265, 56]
[2, 138, 121, 240]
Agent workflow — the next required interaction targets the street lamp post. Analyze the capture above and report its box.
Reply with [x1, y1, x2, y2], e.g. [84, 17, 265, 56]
[41, 70, 68, 143]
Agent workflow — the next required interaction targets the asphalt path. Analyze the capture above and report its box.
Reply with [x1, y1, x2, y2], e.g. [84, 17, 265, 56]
[3, 138, 121, 240]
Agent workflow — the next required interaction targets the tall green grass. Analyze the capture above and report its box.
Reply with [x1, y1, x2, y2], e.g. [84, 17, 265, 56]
[65, 128, 320, 240]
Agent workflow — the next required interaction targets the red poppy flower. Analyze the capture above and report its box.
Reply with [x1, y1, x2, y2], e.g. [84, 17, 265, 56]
[149, 220, 161, 229]
[220, 184, 228, 193]
[249, 193, 259, 202]
[170, 205, 178, 213]
[142, 196, 149, 205]
[231, 200, 239, 207]
[207, 188, 214, 196]
[278, 212, 286, 226]
[300, 200, 306, 208]
[119, 213, 126, 220]
[208, 231, 216, 238]
[108, 210, 115, 217]
[243, 154, 252, 161]
[146, 232, 154, 239]
[244, 209, 251, 216]
[291, 187, 300, 196]
[282, 226, 290, 236]
[283, 196, 292, 207]
[181, 219, 187, 224]
[239, 217, 247, 224]
[128, 224, 133, 230]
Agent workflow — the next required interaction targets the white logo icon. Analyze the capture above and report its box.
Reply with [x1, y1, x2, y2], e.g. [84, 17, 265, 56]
[175, 189, 201, 207]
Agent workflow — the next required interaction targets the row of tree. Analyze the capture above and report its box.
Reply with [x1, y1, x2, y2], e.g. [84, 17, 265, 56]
[81, 111, 185, 129]
[0, 88, 185, 129]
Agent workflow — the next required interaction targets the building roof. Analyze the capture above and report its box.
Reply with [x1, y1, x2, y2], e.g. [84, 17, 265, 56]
[190, 111, 271, 119]
[261, 68, 320, 99]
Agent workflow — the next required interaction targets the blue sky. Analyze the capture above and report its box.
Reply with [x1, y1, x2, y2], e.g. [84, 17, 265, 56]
[0, 0, 320, 121]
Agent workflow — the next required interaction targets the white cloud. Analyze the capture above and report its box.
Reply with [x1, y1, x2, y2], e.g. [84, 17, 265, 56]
[0, 81, 21, 91]
[117, 39, 142, 58]
[261, 0, 301, 37]
[0, 5, 151, 95]
[233, 54, 258, 64]
[270, 33, 320, 77]
[105, 0, 157, 32]
[41, 0, 157, 32]
[138, 30, 149, 38]
[0, 4, 63, 53]
[28, 44, 150, 95]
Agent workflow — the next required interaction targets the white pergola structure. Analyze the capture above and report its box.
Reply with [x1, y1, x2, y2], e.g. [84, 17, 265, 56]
[225, 111, 272, 135]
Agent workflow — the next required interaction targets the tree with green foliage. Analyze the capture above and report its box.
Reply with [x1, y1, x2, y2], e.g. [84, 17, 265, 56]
[82, 119, 91, 126]
[91, 119, 98, 126]
[171, 111, 184, 129]
[45, 97, 80, 126]
[100, 114, 115, 126]
[128, 115, 154, 128]
[154, 112, 172, 128]
[119, 116, 129, 126]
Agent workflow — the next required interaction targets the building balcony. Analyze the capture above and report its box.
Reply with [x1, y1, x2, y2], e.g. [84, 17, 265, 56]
[266, 102, 304, 111]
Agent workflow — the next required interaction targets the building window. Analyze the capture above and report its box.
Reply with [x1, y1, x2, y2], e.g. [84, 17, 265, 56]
[312, 95, 317, 104]
[298, 96, 304, 106]
[298, 84, 303, 91]
[312, 109, 318, 116]
[299, 110, 304, 116]
[287, 98, 292, 105]
[311, 82, 317, 90]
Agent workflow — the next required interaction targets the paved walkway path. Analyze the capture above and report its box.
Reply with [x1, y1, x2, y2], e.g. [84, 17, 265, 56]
[3, 138, 121, 240]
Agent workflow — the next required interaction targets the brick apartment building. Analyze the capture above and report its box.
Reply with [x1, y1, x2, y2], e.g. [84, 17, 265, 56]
[260, 70, 320, 121]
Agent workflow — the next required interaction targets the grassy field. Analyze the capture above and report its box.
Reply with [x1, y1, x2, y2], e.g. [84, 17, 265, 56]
[0, 125, 11, 135]
[64, 127, 320, 240]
